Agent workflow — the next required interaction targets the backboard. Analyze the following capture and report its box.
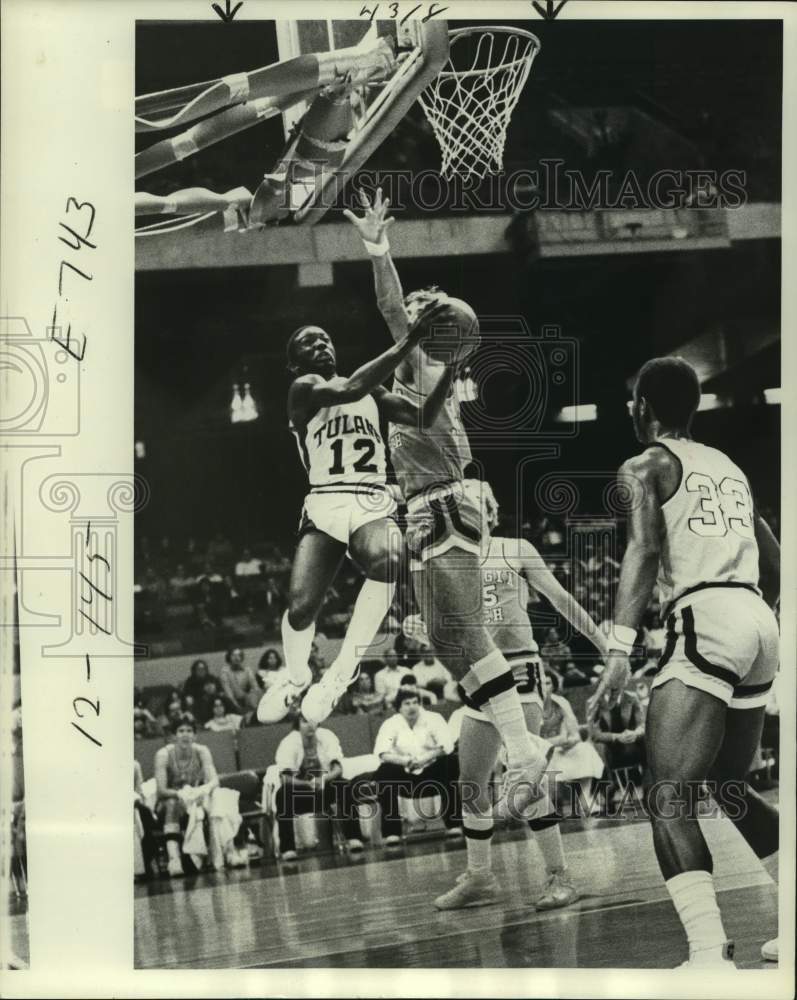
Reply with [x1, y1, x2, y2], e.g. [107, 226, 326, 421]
[270, 18, 449, 224]
[275, 19, 425, 140]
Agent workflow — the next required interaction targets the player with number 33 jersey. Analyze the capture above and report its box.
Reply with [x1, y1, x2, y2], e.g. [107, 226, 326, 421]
[592, 356, 781, 969]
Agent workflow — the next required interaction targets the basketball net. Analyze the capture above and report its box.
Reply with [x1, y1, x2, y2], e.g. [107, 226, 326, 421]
[418, 27, 540, 180]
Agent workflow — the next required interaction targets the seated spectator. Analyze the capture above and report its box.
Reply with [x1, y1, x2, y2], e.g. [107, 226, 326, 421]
[561, 660, 591, 688]
[235, 548, 262, 577]
[399, 672, 438, 707]
[134, 707, 162, 740]
[134, 689, 163, 737]
[154, 715, 243, 876]
[189, 676, 235, 726]
[205, 696, 243, 733]
[540, 663, 564, 693]
[157, 691, 194, 734]
[373, 650, 404, 705]
[182, 659, 220, 708]
[539, 674, 604, 814]
[541, 627, 573, 672]
[220, 647, 263, 714]
[373, 689, 461, 844]
[394, 628, 423, 668]
[273, 716, 365, 859]
[257, 648, 287, 689]
[589, 678, 646, 798]
[168, 563, 195, 602]
[350, 671, 386, 715]
[410, 647, 454, 700]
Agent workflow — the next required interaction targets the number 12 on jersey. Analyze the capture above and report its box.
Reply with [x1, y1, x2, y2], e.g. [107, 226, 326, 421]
[328, 437, 378, 476]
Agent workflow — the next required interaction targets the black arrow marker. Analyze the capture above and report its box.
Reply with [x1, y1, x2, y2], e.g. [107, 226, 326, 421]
[212, 0, 243, 22]
[532, 0, 569, 19]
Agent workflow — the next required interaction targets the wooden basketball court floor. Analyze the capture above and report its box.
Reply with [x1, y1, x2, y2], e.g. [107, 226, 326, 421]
[132, 810, 779, 971]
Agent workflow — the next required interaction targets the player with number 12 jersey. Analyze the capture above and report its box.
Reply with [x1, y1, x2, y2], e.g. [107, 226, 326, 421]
[257, 321, 455, 730]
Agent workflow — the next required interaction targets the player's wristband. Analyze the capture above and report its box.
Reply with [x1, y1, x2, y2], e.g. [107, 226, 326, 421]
[363, 235, 390, 257]
[607, 624, 636, 655]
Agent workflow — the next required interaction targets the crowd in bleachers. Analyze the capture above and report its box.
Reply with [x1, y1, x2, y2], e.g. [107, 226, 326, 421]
[132, 506, 782, 877]
[134, 516, 644, 677]
[130, 611, 755, 878]
[134, 642, 783, 879]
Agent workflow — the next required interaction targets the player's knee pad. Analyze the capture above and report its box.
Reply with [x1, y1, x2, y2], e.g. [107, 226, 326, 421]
[528, 812, 561, 832]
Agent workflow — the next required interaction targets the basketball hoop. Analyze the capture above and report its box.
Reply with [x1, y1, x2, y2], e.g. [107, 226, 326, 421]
[418, 26, 540, 180]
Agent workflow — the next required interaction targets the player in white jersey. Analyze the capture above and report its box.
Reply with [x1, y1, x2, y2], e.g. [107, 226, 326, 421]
[590, 357, 780, 967]
[346, 191, 552, 875]
[406, 498, 608, 910]
[257, 319, 456, 725]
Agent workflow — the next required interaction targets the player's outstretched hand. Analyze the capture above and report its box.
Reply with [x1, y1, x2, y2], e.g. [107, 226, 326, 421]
[587, 651, 631, 719]
[343, 187, 395, 244]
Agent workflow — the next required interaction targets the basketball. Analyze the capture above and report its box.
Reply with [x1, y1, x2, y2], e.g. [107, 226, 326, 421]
[418, 296, 481, 365]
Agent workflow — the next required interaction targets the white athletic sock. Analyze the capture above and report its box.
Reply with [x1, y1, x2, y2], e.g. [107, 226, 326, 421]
[329, 579, 395, 682]
[463, 812, 493, 875]
[761, 851, 778, 884]
[281, 610, 314, 685]
[165, 837, 181, 862]
[535, 824, 566, 875]
[666, 870, 728, 952]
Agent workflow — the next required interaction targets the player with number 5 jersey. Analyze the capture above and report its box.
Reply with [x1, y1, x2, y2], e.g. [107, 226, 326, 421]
[589, 356, 780, 969]
[257, 319, 456, 730]
[349, 187, 556, 910]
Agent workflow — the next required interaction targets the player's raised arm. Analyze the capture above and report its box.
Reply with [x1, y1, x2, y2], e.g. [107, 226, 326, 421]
[344, 188, 409, 343]
[289, 321, 428, 418]
[513, 539, 608, 658]
[753, 509, 780, 608]
[372, 363, 457, 429]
